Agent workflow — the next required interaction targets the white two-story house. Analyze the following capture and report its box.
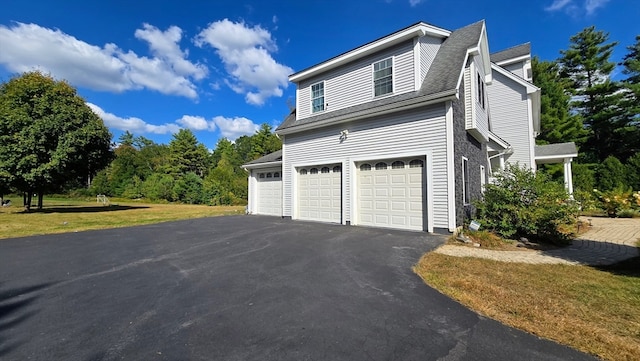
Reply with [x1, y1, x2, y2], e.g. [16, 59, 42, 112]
[243, 20, 576, 233]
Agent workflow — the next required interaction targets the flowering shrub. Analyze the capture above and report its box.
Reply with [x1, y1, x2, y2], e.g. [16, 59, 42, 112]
[594, 187, 636, 217]
[475, 164, 579, 244]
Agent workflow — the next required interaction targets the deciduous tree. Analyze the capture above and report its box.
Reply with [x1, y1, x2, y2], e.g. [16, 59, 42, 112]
[0, 71, 112, 210]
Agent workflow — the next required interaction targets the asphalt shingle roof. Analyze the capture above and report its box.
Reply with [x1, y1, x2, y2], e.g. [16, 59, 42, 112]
[244, 149, 282, 166]
[490, 43, 530, 63]
[419, 20, 484, 96]
[535, 142, 578, 158]
[276, 20, 485, 133]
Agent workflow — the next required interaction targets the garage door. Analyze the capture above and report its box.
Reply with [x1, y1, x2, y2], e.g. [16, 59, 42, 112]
[298, 164, 341, 223]
[256, 169, 282, 216]
[358, 158, 425, 231]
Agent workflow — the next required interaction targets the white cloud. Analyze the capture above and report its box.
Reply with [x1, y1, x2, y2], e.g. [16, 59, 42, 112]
[409, 0, 424, 6]
[545, 0, 573, 11]
[213, 116, 260, 139]
[134, 23, 208, 80]
[585, 0, 611, 14]
[87, 103, 181, 134]
[89, 103, 256, 139]
[0, 22, 205, 99]
[545, 0, 610, 15]
[176, 115, 216, 131]
[195, 19, 293, 106]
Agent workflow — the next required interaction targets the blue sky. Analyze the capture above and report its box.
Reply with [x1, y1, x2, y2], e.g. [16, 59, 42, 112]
[1, 0, 637, 148]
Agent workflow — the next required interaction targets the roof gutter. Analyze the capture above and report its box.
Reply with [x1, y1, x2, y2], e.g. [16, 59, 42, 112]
[242, 160, 283, 170]
[276, 89, 458, 135]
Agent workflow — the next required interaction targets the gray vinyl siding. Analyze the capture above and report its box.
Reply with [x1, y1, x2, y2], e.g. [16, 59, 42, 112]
[487, 71, 533, 168]
[419, 36, 442, 84]
[503, 62, 524, 78]
[453, 84, 487, 226]
[283, 105, 450, 229]
[296, 40, 415, 120]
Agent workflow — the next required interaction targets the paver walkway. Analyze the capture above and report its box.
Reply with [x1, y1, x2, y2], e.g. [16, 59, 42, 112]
[435, 217, 640, 265]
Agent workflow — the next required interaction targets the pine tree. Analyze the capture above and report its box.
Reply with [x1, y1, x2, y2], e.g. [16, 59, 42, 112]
[619, 35, 640, 160]
[558, 26, 623, 163]
[532, 57, 587, 146]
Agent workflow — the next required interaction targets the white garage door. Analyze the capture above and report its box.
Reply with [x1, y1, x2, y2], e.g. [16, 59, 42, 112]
[256, 169, 282, 216]
[358, 158, 425, 231]
[298, 164, 341, 223]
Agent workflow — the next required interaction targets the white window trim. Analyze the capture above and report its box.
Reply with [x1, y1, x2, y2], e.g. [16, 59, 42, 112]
[480, 165, 486, 193]
[372, 57, 394, 98]
[462, 157, 470, 205]
[310, 81, 325, 114]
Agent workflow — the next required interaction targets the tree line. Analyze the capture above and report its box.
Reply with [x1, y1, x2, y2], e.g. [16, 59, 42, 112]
[90, 125, 280, 205]
[0, 71, 281, 209]
[532, 27, 640, 195]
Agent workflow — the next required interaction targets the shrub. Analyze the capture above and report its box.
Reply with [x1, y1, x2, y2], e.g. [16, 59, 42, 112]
[475, 164, 579, 244]
[572, 163, 597, 192]
[596, 156, 627, 191]
[594, 187, 633, 217]
[627, 153, 640, 190]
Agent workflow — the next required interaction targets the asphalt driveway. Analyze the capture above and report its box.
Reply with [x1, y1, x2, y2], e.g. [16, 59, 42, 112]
[0, 215, 595, 360]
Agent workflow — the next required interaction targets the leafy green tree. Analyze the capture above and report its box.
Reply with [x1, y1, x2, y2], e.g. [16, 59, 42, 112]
[173, 172, 203, 204]
[0, 71, 112, 210]
[532, 57, 587, 146]
[118, 131, 135, 147]
[558, 26, 623, 163]
[596, 156, 627, 191]
[89, 169, 112, 196]
[141, 173, 175, 201]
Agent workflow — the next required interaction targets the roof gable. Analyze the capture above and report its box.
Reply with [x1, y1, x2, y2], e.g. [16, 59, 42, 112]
[419, 20, 487, 97]
[289, 22, 450, 83]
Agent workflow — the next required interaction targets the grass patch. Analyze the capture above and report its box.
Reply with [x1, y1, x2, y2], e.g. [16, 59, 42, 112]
[414, 253, 640, 361]
[0, 196, 244, 239]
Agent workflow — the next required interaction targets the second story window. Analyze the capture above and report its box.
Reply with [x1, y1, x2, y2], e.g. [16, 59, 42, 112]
[477, 73, 486, 109]
[373, 58, 393, 96]
[311, 82, 324, 113]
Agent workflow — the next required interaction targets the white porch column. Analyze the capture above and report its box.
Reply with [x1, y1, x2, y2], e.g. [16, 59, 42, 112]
[563, 157, 574, 197]
[499, 155, 505, 171]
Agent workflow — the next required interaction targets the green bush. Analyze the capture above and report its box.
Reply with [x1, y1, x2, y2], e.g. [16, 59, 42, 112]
[627, 153, 640, 190]
[596, 156, 627, 191]
[475, 164, 579, 244]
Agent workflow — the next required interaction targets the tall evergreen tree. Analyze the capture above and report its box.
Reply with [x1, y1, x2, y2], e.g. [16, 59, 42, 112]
[532, 57, 587, 145]
[619, 35, 640, 160]
[558, 26, 623, 162]
[166, 129, 209, 177]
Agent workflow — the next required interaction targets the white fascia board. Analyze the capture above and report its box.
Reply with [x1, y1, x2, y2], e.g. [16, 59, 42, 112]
[479, 24, 492, 84]
[535, 154, 578, 161]
[242, 161, 283, 170]
[495, 55, 529, 67]
[289, 23, 450, 83]
[491, 64, 539, 94]
[488, 132, 510, 149]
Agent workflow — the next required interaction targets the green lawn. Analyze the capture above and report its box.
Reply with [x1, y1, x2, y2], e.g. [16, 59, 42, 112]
[0, 196, 244, 239]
